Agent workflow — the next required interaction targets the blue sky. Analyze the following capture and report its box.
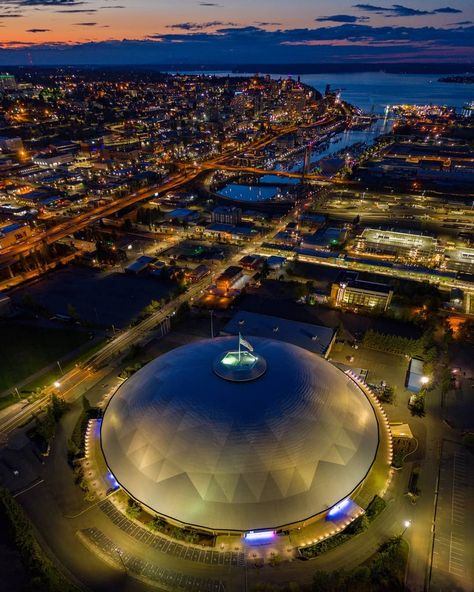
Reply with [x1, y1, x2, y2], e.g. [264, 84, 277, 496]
[0, 1, 473, 64]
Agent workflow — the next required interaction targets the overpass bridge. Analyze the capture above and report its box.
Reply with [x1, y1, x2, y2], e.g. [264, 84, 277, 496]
[206, 163, 349, 184]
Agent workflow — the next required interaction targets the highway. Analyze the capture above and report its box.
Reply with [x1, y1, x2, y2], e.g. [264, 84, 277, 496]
[0, 126, 330, 267]
[0, 191, 302, 438]
[0, 172, 200, 267]
[0, 97, 350, 270]
[203, 163, 336, 183]
[0, 102, 335, 437]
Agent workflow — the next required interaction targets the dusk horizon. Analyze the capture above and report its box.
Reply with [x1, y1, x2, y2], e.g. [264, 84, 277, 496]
[0, 1, 473, 65]
[0, 3, 473, 592]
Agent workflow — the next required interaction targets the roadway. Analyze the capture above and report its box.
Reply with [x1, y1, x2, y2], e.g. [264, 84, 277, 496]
[0, 191, 303, 439]
[0, 171, 201, 267]
[0, 96, 352, 265]
[204, 163, 335, 183]
[2, 223, 469, 591]
[0, 110, 347, 270]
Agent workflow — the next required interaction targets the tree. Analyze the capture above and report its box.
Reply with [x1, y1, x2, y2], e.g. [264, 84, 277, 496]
[50, 394, 68, 421]
[150, 517, 166, 532]
[126, 499, 141, 519]
[67, 303, 79, 321]
[462, 432, 474, 453]
[260, 259, 270, 281]
[459, 319, 474, 344]
[311, 570, 335, 592]
[379, 385, 395, 404]
[346, 566, 371, 592]
[409, 392, 425, 417]
[293, 282, 307, 301]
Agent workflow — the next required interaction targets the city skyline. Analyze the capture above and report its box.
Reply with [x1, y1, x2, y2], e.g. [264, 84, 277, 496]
[0, 0, 473, 64]
[0, 30, 473, 592]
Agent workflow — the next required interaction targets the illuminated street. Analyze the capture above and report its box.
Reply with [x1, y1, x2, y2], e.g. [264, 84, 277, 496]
[1, 7, 474, 592]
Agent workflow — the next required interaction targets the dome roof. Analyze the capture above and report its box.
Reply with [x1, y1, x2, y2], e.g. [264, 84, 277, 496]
[101, 337, 379, 532]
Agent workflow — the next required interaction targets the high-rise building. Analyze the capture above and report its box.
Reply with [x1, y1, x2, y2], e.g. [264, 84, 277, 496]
[231, 91, 248, 116]
[212, 206, 242, 225]
[0, 137, 23, 152]
[288, 87, 306, 116]
[0, 73, 17, 91]
[461, 102, 474, 119]
[331, 271, 393, 312]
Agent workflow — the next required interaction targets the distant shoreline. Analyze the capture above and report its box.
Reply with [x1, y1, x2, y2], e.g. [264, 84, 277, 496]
[438, 75, 474, 84]
[1, 63, 474, 75]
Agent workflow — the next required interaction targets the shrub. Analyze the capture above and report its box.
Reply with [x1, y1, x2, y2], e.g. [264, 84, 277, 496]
[0, 488, 78, 592]
[365, 495, 386, 521]
[126, 500, 141, 519]
[462, 433, 474, 452]
[150, 517, 166, 532]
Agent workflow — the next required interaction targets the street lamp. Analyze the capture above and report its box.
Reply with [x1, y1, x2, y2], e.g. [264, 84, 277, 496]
[421, 376, 430, 385]
[115, 548, 127, 573]
[54, 381, 61, 389]
[402, 520, 411, 535]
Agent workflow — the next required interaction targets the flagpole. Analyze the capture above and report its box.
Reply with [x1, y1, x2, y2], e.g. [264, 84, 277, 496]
[238, 332, 241, 362]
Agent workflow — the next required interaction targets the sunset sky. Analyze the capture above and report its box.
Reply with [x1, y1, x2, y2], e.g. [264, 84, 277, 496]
[0, 1, 473, 64]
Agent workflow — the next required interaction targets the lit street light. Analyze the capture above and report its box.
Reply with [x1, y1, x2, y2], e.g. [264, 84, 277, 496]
[54, 381, 61, 389]
[115, 548, 127, 573]
[402, 519, 412, 535]
[421, 376, 430, 385]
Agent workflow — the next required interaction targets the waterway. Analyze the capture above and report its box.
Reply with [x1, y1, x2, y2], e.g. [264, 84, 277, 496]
[172, 70, 472, 113]
[189, 69, 471, 201]
[219, 117, 391, 200]
[219, 184, 284, 202]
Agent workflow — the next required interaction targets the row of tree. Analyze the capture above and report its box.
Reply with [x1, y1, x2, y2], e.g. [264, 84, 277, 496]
[136, 206, 162, 226]
[250, 536, 407, 592]
[0, 487, 79, 592]
[363, 329, 425, 357]
[34, 395, 69, 444]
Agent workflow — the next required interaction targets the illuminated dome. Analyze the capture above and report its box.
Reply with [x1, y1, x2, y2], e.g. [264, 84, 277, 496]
[101, 337, 380, 532]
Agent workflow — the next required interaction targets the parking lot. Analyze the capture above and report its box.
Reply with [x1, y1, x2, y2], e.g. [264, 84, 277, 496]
[82, 527, 227, 592]
[430, 440, 473, 591]
[100, 500, 246, 568]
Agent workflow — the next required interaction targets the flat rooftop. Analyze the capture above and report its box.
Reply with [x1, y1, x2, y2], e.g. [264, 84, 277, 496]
[360, 229, 437, 249]
[349, 280, 393, 295]
[222, 311, 335, 357]
[445, 247, 474, 263]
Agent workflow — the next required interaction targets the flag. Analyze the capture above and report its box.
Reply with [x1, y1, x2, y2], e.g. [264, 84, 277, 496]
[239, 333, 254, 352]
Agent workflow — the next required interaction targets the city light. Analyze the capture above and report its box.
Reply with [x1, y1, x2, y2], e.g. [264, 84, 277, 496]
[327, 498, 351, 518]
[0, 51, 472, 592]
[244, 530, 275, 542]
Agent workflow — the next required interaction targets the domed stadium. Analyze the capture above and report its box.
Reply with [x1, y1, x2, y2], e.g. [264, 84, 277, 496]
[101, 336, 389, 533]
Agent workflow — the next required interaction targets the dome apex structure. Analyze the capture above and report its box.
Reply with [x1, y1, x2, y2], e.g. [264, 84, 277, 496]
[101, 337, 385, 532]
[213, 335, 267, 382]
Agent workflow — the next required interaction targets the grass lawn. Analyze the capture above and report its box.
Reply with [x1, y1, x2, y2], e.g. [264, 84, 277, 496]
[0, 322, 90, 393]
